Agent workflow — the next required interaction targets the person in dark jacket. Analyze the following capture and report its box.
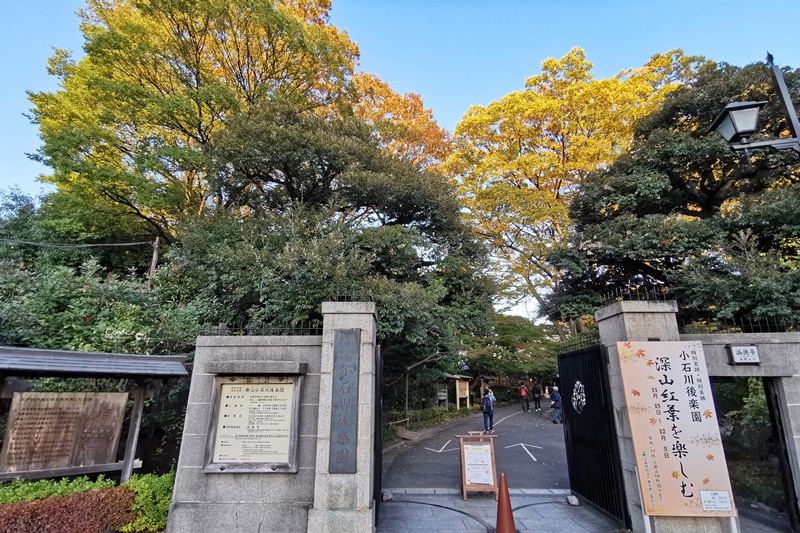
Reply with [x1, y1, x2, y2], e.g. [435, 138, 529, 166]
[550, 386, 563, 424]
[481, 388, 497, 433]
[532, 383, 542, 411]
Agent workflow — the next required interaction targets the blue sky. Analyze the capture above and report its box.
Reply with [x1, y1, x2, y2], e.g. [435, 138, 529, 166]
[3, 0, 800, 198]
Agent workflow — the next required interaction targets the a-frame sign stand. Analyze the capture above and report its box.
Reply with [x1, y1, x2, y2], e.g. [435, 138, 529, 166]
[456, 431, 498, 500]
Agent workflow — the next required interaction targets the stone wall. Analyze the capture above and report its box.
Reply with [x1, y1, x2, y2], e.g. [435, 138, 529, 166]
[683, 331, 800, 527]
[596, 301, 738, 533]
[167, 335, 323, 533]
[167, 301, 379, 533]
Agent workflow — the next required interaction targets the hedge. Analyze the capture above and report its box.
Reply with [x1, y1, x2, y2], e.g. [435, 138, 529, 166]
[0, 486, 136, 533]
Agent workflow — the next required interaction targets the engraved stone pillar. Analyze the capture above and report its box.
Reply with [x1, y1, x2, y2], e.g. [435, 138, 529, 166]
[307, 301, 378, 533]
[596, 300, 736, 533]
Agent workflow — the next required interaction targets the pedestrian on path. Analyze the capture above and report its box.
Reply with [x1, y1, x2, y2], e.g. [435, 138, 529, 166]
[481, 388, 496, 433]
[550, 386, 563, 424]
[519, 383, 530, 412]
[532, 383, 541, 411]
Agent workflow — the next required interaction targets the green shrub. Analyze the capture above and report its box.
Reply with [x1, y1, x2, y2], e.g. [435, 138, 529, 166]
[121, 470, 175, 532]
[384, 405, 481, 436]
[0, 475, 116, 505]
[0, 485, 135, 533]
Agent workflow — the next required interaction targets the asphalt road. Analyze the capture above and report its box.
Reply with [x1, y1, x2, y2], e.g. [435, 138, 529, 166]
[383, 403, 569, 490]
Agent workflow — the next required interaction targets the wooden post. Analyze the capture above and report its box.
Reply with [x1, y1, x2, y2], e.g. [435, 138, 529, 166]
[121, 381, 146, 482]
[146, 237, 160, 290]
[405, 372, 409, 417]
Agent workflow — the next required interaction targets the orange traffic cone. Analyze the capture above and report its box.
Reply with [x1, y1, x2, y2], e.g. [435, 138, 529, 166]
[496, 472, 516, 533]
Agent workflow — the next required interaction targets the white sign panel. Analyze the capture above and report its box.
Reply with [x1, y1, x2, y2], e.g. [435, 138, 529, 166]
[700, 490, 733, 511]
[463, 444, 493, 485]
[729, 345, 760, 364]
[213, 382, 294, 463]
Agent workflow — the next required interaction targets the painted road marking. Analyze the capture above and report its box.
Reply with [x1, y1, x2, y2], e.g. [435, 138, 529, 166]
[424, 439, 459, 453]
[494, 410, 525, 426]
[504, 443, 542, 462]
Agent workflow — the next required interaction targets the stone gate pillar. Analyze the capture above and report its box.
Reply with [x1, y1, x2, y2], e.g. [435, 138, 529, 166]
[306, 301, 378, 533]
[167, 301, 378, 533]
[595, 300, 736, 533]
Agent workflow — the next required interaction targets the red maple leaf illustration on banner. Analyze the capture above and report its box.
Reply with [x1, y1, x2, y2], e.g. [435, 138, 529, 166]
[623, 342, 632, 349]
[706, 454, 715, 461]
[646, 359, 654, 367]
[703, 479, 710, 485]
[703, 410, 713, 419]
[632, 390, 641, 396]
[635, 349, 646, 358]
[649, 418, 657, 425]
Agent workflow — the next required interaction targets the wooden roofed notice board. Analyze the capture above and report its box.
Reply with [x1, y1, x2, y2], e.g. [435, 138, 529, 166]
[0, 392, 128, 473]
[456, 379, 470, 409]
[617, 341, 736, 517]
[457, 432, 497, 500]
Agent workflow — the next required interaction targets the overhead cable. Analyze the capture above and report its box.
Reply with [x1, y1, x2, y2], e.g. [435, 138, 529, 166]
[0, 238, 153, 249]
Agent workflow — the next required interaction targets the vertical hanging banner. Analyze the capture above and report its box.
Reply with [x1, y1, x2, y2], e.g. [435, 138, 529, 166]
[329, 329, 361, 473]
[617, 341, 736, 517]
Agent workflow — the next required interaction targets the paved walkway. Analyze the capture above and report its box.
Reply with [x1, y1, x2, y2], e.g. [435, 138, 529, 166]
[378, 406, 792, 532]
[376, 489, 621, 532]
[376, 490, 789, 532]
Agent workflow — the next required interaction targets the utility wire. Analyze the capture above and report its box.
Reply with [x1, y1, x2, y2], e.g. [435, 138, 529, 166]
[0, 238, 153, 249]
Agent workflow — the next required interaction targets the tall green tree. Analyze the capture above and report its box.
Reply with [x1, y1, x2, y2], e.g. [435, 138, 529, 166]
[169, 101, 495, 383]
[29, 0, 359, 241]
[459, 314, 560, 383]
[545, 59, 800, 322]
[447, 48, 704, 335]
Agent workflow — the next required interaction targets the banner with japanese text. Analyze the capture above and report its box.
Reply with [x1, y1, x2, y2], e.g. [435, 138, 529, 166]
[617, 341, 736, 517]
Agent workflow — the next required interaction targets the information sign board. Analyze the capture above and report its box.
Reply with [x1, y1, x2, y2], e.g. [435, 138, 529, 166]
[457, 432, 497, 500]
[0, 392, 127, 473]
[213, 382, 294, 464]
[205, 375, 302, 473]
[456, 379, 470, 410]
[617, 341, 736, 517]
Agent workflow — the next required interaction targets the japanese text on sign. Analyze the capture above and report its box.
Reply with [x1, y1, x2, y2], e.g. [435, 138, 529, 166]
[617, 341, 736, 517]
[212, 381, 294, 464]
[329, 329, 360, 473]
[1, 392, 127, 473]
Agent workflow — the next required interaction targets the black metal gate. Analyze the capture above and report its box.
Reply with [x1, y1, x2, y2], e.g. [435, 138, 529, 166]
[558, 344, 630, 528]
[373, 345, 384, 522]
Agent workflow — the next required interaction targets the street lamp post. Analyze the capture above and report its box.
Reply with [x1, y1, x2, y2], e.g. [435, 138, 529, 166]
[711, 54, 800, 153]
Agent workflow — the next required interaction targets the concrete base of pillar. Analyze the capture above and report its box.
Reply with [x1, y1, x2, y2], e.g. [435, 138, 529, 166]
[306, 507, 375, 533]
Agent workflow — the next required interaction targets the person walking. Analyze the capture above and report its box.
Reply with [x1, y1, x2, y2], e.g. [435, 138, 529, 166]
[532, 383, 541, 411]
[519, 383, 530, 412]
[481, 388, 496, 433]
[550, 386, 563, 424]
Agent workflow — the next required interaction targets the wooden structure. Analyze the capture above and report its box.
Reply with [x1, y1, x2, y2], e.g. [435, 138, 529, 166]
[0, 346, 187, 482]
[455, 379, 469, 409]
[443, 373, 471, 410]
[456, 432, 498, 500]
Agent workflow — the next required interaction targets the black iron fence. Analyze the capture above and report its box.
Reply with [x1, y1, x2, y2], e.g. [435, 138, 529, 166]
[680, 316, 799, 334]
[201, 322, 323, 336]
[558, 344, 630, 528]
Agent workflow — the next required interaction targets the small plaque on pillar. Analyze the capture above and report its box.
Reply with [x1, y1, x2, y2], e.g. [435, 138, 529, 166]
[329, 329, 360, 473]
[727, 345, 760, 365]
[204, 375, 302, 474]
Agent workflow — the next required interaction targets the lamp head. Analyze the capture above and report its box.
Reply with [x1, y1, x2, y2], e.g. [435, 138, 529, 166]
[710, 101, 767, 143]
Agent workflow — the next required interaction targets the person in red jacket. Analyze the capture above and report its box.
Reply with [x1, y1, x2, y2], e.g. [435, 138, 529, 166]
[519, 383, 530, 412]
